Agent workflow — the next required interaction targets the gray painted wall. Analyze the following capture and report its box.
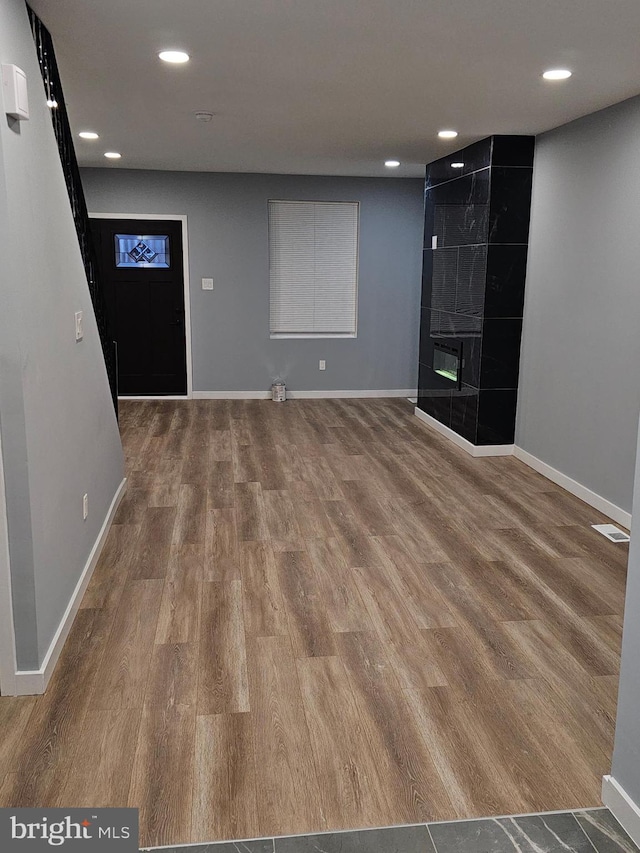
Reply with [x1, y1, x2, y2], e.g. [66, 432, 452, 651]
[81, 169, 424, 393]
[0, 0, 124, 669]
[517, 95, 640, 514]
[611, 414, 640, 807]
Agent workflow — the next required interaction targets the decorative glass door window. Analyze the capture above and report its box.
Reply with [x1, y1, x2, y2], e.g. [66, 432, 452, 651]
[115, 234, 170, 268]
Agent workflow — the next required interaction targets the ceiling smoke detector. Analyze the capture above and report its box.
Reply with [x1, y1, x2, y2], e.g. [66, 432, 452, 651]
[195, 111, 213, 122]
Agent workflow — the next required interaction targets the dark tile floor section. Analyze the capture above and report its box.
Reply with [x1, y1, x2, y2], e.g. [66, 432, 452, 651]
[146, 809, 639, 853]
[277, 826, 434, 853]
[429, 812, 593, 852]
[575, 810, 640, 853]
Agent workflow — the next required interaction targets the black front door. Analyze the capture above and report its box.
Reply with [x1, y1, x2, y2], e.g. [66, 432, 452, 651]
[91, 218, 187, 395]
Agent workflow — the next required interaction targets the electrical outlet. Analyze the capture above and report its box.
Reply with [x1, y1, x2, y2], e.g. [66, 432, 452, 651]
[202, 277, 214, 290]
[319, 360, 326, 370]
[75, 310, 83, 341]
[82, 493, 88, 520]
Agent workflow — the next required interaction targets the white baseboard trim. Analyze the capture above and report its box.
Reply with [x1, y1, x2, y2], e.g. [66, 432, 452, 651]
[11, 477, 127, 696]
[193, 391, 271, 399]
[193, 389, 417, 400]
[513, 447, 631, 529]
[602, 775, 640, 847]
[288, 389, 417, 399]
[119, 395, 190, 401]
[413, 407, 515, 457]
[413, 407, 631, 525]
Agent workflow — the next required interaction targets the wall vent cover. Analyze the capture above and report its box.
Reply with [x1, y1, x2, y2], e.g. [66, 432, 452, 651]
[592, 523, 630, 543]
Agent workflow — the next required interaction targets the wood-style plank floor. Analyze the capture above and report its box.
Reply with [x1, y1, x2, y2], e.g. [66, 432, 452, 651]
[0, 398, 629, 848]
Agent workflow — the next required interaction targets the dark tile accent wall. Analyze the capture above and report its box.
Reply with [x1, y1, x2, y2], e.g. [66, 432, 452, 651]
[418, 135, 534, 445]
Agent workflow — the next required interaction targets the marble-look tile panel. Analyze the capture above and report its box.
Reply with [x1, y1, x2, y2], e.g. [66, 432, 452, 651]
[426, 138, 493, 187]
[421, 249, 433, 307]
[417, 362, 453, 426]
[574, 809, 640, 852]
[488, 167, 533, 245]
[430, 310, 482, 337]
[459, 333, 481, 388]
[484, 244, 528, 319]
[426, 138, 490, 187]
[432, 248, 459, 312]
[476, 389, 518, 445]
[459, 138, 494, 176]
[429, 813, 593, 853]
[450, 385, 479, 443]
[418, 307, 434, 366]
[491, 135, 535, 168]
[144, 810, 639, 853]
[456, 245, 487, 317]
[430, 169, 491, 211]
[479, 318, 523, 390]
[275, 826, 435, 853]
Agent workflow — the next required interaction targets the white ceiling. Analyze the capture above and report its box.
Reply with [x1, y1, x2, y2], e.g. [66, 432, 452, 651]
[29, 0, 640, 177]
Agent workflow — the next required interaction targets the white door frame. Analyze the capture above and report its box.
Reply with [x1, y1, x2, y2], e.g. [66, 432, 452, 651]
[89, 213, 193, 400]
[0, 428, 18, 696]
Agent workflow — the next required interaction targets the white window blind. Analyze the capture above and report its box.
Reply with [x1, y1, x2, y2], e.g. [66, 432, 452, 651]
[269, 200, 359, 337]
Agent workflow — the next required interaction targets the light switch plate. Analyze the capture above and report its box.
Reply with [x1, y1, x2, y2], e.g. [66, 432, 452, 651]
[431, 235, 438, 250]
[202, 277, 214, 290]
[2, 64, 29, 120]
[75, 310, 83, 341]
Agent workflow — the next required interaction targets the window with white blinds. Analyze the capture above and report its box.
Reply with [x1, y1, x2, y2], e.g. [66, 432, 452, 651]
[269, 200, 359, 338]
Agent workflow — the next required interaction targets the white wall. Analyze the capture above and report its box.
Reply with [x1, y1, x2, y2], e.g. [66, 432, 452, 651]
[0, 0, 124, 671]
[517, 95, 640, 515]
[608, 414, 640, 830]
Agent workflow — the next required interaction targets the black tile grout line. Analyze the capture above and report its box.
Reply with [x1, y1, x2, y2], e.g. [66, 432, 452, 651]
[141, 807, 607, 850]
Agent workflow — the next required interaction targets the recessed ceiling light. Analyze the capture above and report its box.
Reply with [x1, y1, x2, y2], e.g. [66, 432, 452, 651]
[79, 131, 99, 139]
[543, 68, 572, 80]
[385, 159, 400, 168]
[104, 151, 121, 159]
[451, 162, 464, 168]
[158, 50, 190, 64]
[438, 129, 458, 139]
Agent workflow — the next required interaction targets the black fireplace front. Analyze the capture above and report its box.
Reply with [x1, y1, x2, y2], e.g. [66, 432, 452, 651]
[433, 340, 462, 389]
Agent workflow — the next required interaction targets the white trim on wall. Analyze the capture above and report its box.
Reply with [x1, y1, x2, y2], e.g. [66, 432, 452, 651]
[602, 775, 640, 847]
[0, 430, 18, 696]
[193, 391, 272, 400]
[9, 477, 127, 696]
[514, 446, 631, 529]
[88, 212, 193, 399]
[119, 396, 192, 402]
[414, 407, 631, 525]
[193, 389, 417, 400]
